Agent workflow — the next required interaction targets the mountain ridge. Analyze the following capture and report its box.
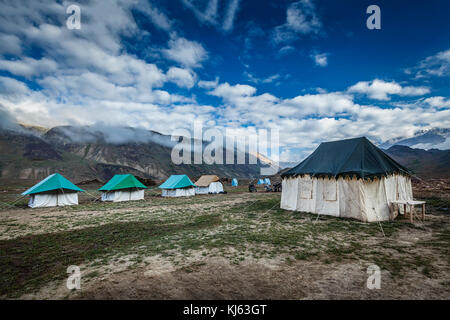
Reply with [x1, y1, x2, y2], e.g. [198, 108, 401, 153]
[0, 125, 270, 183]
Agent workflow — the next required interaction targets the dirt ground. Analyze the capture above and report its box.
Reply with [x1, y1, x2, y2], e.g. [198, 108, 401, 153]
[71, 254, 449, 300]
[1, 183, 449, 300]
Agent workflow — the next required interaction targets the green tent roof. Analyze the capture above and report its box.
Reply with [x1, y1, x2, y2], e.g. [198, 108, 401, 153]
[159, 175, 195, 189]
[282, 137, 410, 179]
[22, 173, 84, 195]
[99, 174, 147, 191]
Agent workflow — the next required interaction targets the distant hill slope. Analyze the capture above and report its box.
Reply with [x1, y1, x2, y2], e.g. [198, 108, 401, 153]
[0, 125, 268, 184]
[384, 145, 450, 178]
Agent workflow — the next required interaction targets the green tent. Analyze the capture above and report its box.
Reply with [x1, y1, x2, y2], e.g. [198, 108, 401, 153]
[22, 173, 84, 195]
[159, 175, 196, 197]
[99, 174, 147, 191]
[159, 175, 196, 189]
[281, 137, 410, 179]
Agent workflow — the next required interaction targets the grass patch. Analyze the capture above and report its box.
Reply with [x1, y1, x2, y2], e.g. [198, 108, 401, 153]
[0, 214, 221, 297]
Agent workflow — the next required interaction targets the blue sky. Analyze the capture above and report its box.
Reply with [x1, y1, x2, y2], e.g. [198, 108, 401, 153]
[0, 0, 449, 161]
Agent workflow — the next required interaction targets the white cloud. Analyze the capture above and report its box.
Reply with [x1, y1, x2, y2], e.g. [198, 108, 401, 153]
[0, 57, 58, 78]
[0, 0, 209, 134]
[285, 92, 358, 116]
[424, 96, 450, 108]
[348, 79, 430, 101]
[244, 72, 281, 84]
[210, 82, 257, 99]
[181, 0, 218, 25]
[0, 33, 21, 55]
[162, 37, 208, 68]
[223, 0, 240, 31]
[136, 1, 173, 32]
[202, 79, 449, 161]
[311, 53, 328, 67]
[278, 45, 296, 57]
[262, 74, 281, 83]
[0, 76, 30, 95]
[198, 77, 219, 89]
[286, 0, 321, 34]
[181, 0, 240, 32]
[167, 67, 196, 89]
[406, 48, 450, 78]
[272, 0, 322, 44]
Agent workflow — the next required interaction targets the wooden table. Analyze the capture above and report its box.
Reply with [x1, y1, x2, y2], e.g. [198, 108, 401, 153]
[390, 200, 426, 222]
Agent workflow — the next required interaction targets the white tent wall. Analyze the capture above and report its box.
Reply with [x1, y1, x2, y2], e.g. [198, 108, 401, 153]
[209, 182, 223, 193]
[101, 192, 115, 202]
[280, 178, 299, 210]
[57, 192, 78, 206]
[295, 175, 317, 213]
[130, 189, 145, 201]
[315, 178, 339, 217]
[195, 187, 209, 194]
[162, 188, 195, 197]
[101, 189, 145, 202]
[281, 174, 413, 222]
[28, 193, 57, 208]
[338, 178, 365, 220]
[360, 178, 387, 221]
[28, 192, 78, 208]
[195, 182, 224, 194]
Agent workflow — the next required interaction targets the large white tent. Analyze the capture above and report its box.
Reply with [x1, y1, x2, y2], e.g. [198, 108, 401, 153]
[22, 173, 84, 208]
[195, 175, 224, 194]
[281, 137, 413, 222]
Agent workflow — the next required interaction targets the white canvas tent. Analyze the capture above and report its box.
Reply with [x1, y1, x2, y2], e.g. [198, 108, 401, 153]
[195, 175, 224, 194]
[22, 173, 84, 208]
[159, 175, 196, 197]
[99, 174, 147, 203]
[281, 137, 413, 222]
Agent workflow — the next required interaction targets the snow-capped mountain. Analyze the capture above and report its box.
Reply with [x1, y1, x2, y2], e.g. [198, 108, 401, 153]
[380, 128, 450, 150]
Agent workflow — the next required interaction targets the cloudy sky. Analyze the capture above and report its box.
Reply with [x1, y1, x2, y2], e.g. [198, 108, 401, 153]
[0, 0, 449, 162]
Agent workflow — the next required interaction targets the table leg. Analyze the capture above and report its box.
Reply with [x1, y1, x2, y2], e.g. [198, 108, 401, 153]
[422, 203, 425, 221]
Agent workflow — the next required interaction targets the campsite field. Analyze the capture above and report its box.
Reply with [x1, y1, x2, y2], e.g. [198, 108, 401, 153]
[0, 183, 449, 300]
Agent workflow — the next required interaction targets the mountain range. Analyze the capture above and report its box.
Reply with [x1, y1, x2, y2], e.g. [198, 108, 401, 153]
[0, 125, 270, 184]
[379, 128, 450, 150]
[0, 124, 448, 184]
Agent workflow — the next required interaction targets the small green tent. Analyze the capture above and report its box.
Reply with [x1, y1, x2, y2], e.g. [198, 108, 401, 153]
[99, 174, 147, 202]
[159, 175, 196, 197]
[22, 173, 84, 208]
